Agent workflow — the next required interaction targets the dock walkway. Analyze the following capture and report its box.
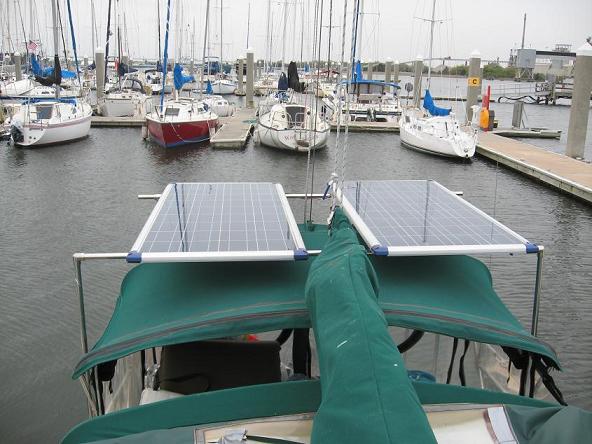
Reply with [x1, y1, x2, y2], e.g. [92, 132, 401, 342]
[330, 121, 399, 133]
[211, 108, 256, 148]
[91, 116, 144, 127]
[476, 132, 592, 204]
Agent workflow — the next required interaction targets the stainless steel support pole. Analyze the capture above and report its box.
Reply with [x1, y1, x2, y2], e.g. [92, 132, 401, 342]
[73, 257, 89, 354]
[530, 249, 544, 336]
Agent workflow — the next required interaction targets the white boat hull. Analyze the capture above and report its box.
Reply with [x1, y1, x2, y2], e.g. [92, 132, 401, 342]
[11, 102, 92, 147]
[399, 113, 476, 159]
[102, 98, 137, 117]
[258, 125, 328, 152]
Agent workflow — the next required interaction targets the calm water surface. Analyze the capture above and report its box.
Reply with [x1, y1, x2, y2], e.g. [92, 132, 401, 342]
[1, 96, 591, 442]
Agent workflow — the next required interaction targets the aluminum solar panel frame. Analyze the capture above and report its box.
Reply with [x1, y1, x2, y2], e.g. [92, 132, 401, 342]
[339, 180, 539, 256]
[127, 182, 308, 263]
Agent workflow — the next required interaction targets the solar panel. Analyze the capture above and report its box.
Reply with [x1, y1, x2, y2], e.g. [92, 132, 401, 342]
[340, 180, 538, 256]
[128, 183, 307, 263]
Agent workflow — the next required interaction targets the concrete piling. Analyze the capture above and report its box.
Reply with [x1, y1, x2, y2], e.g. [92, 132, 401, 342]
[83, 56, 89, 77]
[393, 60, 400, 84]
[465, 50, 482, 123]
[566, 43, 592, 159]
[237, 58, 244, 95]
[14, 53, 22, 81]
[95, 48, 105, 102]
[512, 102, 524, 128]
[385, 58, 392, 83]
[246, 49, 254, 109]
[413, 56, 423, 107]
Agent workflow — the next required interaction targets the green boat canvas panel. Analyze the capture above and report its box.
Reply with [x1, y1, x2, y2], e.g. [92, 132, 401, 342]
[304, 208, 436, 443]
[64, 379, 590, 444]
[73, 224, 559, 378]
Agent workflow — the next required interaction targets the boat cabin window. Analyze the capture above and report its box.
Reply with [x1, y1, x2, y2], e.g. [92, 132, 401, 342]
[285, 106, 305, 128]
[164, 107, 180, 117]
[35, 104, 54, 119]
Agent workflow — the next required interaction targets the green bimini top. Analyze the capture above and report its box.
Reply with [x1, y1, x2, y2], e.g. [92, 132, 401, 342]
[73, 224, 559, 379]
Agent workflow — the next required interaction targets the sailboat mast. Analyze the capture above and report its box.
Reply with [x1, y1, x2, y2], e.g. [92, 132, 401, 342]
[281, 0, 288, 72]
[157, 0, 162, 61]
[246, 2, 250, 48]
[326, 0, 333, 78]
[427, 0, 436, 89]
[200, 0, 211, 97]
[91, 0, 96, 58]
[220, 0, 223, 68]
[50, 0, 60, 98]
[265, 0, 271, 73]
[104, 0, 113, 80]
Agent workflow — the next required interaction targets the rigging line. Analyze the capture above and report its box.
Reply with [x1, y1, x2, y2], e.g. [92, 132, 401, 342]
[308, 0, 325, 223]
[333, 0, 349, 181]
[66, 0, 82, 88]
[55, 0, 69, 66]
[303, 0, 320, 223]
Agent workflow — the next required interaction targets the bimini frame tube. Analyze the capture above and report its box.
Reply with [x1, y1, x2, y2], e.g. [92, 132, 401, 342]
[73, 252, 128, 416]
[530, 248, 544, 336]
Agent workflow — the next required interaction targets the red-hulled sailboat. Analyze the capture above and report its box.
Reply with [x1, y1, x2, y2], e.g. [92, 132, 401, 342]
[146, 62, 218, 148]
[146, 97, 218, 148]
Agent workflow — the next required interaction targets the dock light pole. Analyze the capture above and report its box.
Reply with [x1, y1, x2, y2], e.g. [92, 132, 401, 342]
[566, 43, 592, 159]
[246, 48, 254, 108]
[465, 49, 482, 123]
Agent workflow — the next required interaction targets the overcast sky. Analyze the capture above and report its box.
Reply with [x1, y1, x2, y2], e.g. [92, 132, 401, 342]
[3, 0, 591, 63]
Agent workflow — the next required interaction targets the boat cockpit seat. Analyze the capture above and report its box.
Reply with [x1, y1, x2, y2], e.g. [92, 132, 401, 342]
[158, 339, 281, 395]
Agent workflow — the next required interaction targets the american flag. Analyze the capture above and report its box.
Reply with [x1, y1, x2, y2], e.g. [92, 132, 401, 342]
[27, 40, 38, 53]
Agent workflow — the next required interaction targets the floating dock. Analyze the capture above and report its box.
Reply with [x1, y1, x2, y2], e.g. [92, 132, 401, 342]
[492, 127, 562, 139]
[476, 132, 592, 204]
[329, 121, 399, 133]
[210, 108, 256, 148]
[91, 116, 145, 127]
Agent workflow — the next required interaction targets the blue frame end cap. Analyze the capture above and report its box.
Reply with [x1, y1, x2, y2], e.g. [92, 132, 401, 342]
[371, 245, 389, 256]
[525, 243, 539, 254]
[126, 251, 142, 263]
[294, 248, 309, 261]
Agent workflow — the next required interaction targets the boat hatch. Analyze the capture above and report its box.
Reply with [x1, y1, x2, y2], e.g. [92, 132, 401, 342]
[127, 182, 307, 263]
[285, 106, 306, 128]
[36, 104, 54, 119]
[339, 180, 540, 256]
[164, 107, 180, 117]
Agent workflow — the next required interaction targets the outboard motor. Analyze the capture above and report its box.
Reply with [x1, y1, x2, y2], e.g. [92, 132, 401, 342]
[10, 124, 24, 144]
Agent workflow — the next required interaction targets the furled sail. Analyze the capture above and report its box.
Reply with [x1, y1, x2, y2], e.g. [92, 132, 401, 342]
[31, 55, 75, 85]
[287, 61, 302, 92]
[173, 63, 194, 91]
[423, 89, 451, 116]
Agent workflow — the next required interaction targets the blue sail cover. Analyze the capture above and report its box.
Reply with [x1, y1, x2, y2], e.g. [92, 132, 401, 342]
[173, 63, 194, 91]
[423, 90, 451, 116]
[31, 56, 77, 79]
[206, 79, 213, 95]
[277, 73, 288, 92]
[352, 60, 363, 81]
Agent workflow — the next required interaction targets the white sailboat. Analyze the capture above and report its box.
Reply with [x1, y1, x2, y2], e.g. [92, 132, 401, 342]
[257, 101, 329, 152]
[399, 0, 476, 159]
[10, 0, 91, 147]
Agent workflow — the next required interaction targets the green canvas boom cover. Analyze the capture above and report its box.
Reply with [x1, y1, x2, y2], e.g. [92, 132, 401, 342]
[73, 225, 559, 378]
[305, 208, 436, 443]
